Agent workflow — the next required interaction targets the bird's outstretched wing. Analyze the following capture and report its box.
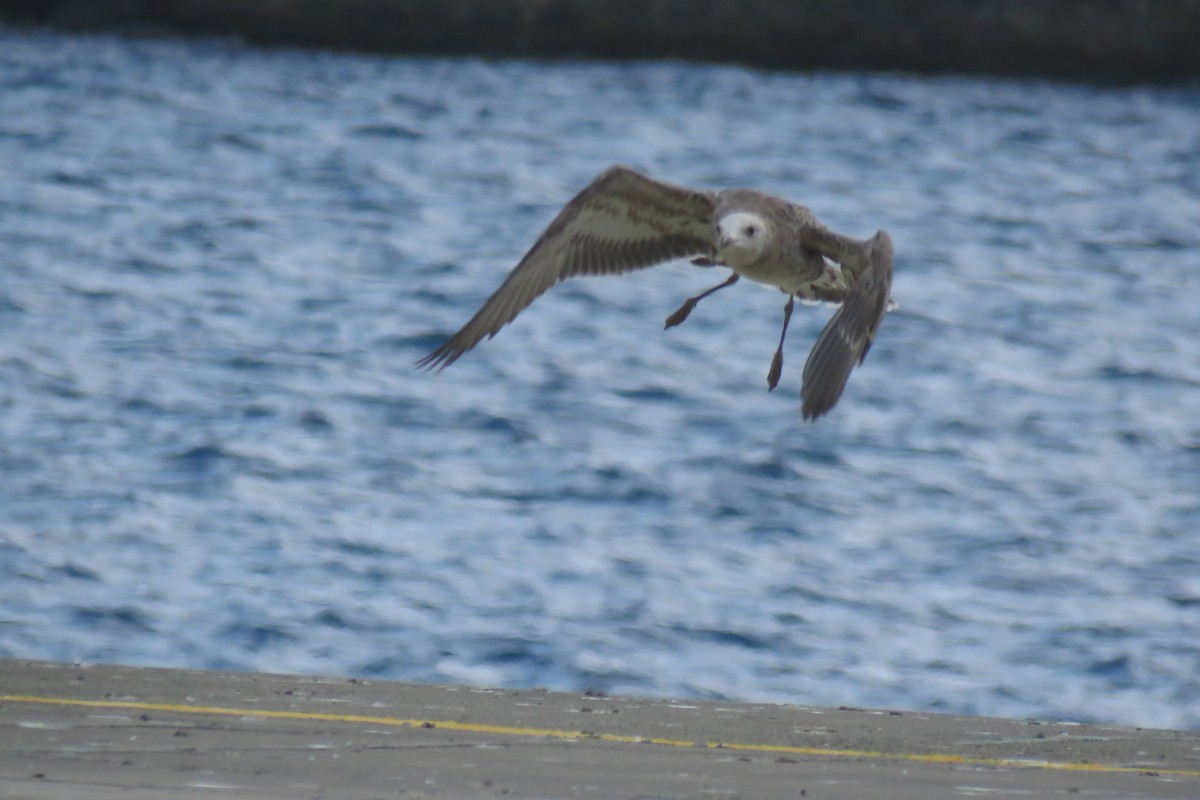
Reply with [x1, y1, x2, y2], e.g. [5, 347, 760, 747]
[799, 229, 894, 420]
[418, 166, 716, 370]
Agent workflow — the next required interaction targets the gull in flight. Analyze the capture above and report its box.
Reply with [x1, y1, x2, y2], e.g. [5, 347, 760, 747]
[418, 166, 894, 419]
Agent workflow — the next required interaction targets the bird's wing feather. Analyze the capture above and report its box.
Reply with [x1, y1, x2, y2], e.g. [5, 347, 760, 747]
[418, 166, 716, 370]
[797, 222, 866, 284]
[800, 229, 894, 420]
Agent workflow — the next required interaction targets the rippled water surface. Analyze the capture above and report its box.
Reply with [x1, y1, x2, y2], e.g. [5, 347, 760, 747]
[2, 27, 1199, 729]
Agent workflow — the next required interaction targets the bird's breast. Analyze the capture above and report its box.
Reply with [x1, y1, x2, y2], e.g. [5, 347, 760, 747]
[730, 251, 829, 294]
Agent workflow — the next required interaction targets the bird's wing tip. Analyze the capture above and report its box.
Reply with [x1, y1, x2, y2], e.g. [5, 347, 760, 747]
[415, 348, 457, 372]
[800, 399, 832, 422]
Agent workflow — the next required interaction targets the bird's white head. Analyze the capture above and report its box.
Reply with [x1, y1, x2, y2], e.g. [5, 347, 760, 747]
[715, 211, 770, 265]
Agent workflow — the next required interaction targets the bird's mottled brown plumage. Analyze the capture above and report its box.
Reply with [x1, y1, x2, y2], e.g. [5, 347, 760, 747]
[418, 165, 895, 419]
[417, 167, 716, 370]
[799, 230, 894, 419]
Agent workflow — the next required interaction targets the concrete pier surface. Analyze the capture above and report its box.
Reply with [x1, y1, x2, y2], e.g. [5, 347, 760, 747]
[2, 659, 1199, 799]
[2, 0, 1200, 82]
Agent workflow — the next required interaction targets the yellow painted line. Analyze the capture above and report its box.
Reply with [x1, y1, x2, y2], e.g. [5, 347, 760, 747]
[3, 694, 1199, 779]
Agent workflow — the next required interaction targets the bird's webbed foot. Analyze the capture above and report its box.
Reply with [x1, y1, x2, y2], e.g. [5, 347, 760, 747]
[664, 298, 699, 328]
[767, 295, 796, 392]
[767, 349, 783, 392]
[664, 273, 740, 330]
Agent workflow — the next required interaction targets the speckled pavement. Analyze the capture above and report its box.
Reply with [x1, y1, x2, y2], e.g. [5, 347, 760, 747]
[2, 659, 1198, 799]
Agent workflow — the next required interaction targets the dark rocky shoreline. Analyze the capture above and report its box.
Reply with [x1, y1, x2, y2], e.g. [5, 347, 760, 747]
[2, 0, 1198, 83]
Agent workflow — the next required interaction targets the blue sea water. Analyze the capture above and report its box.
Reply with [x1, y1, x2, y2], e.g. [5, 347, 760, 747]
[1, 27, 1198, 730]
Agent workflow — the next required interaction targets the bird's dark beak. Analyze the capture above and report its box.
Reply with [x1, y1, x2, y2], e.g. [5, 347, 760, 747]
[718, 236, 733, 250]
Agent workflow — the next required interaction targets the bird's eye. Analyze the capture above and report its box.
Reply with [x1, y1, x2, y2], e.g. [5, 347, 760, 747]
[745, 225, 757, 236]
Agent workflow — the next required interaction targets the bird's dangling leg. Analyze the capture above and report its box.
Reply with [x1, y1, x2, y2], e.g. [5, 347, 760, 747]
[664, 273, 740, 329]
[767, 295, 795, 392]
